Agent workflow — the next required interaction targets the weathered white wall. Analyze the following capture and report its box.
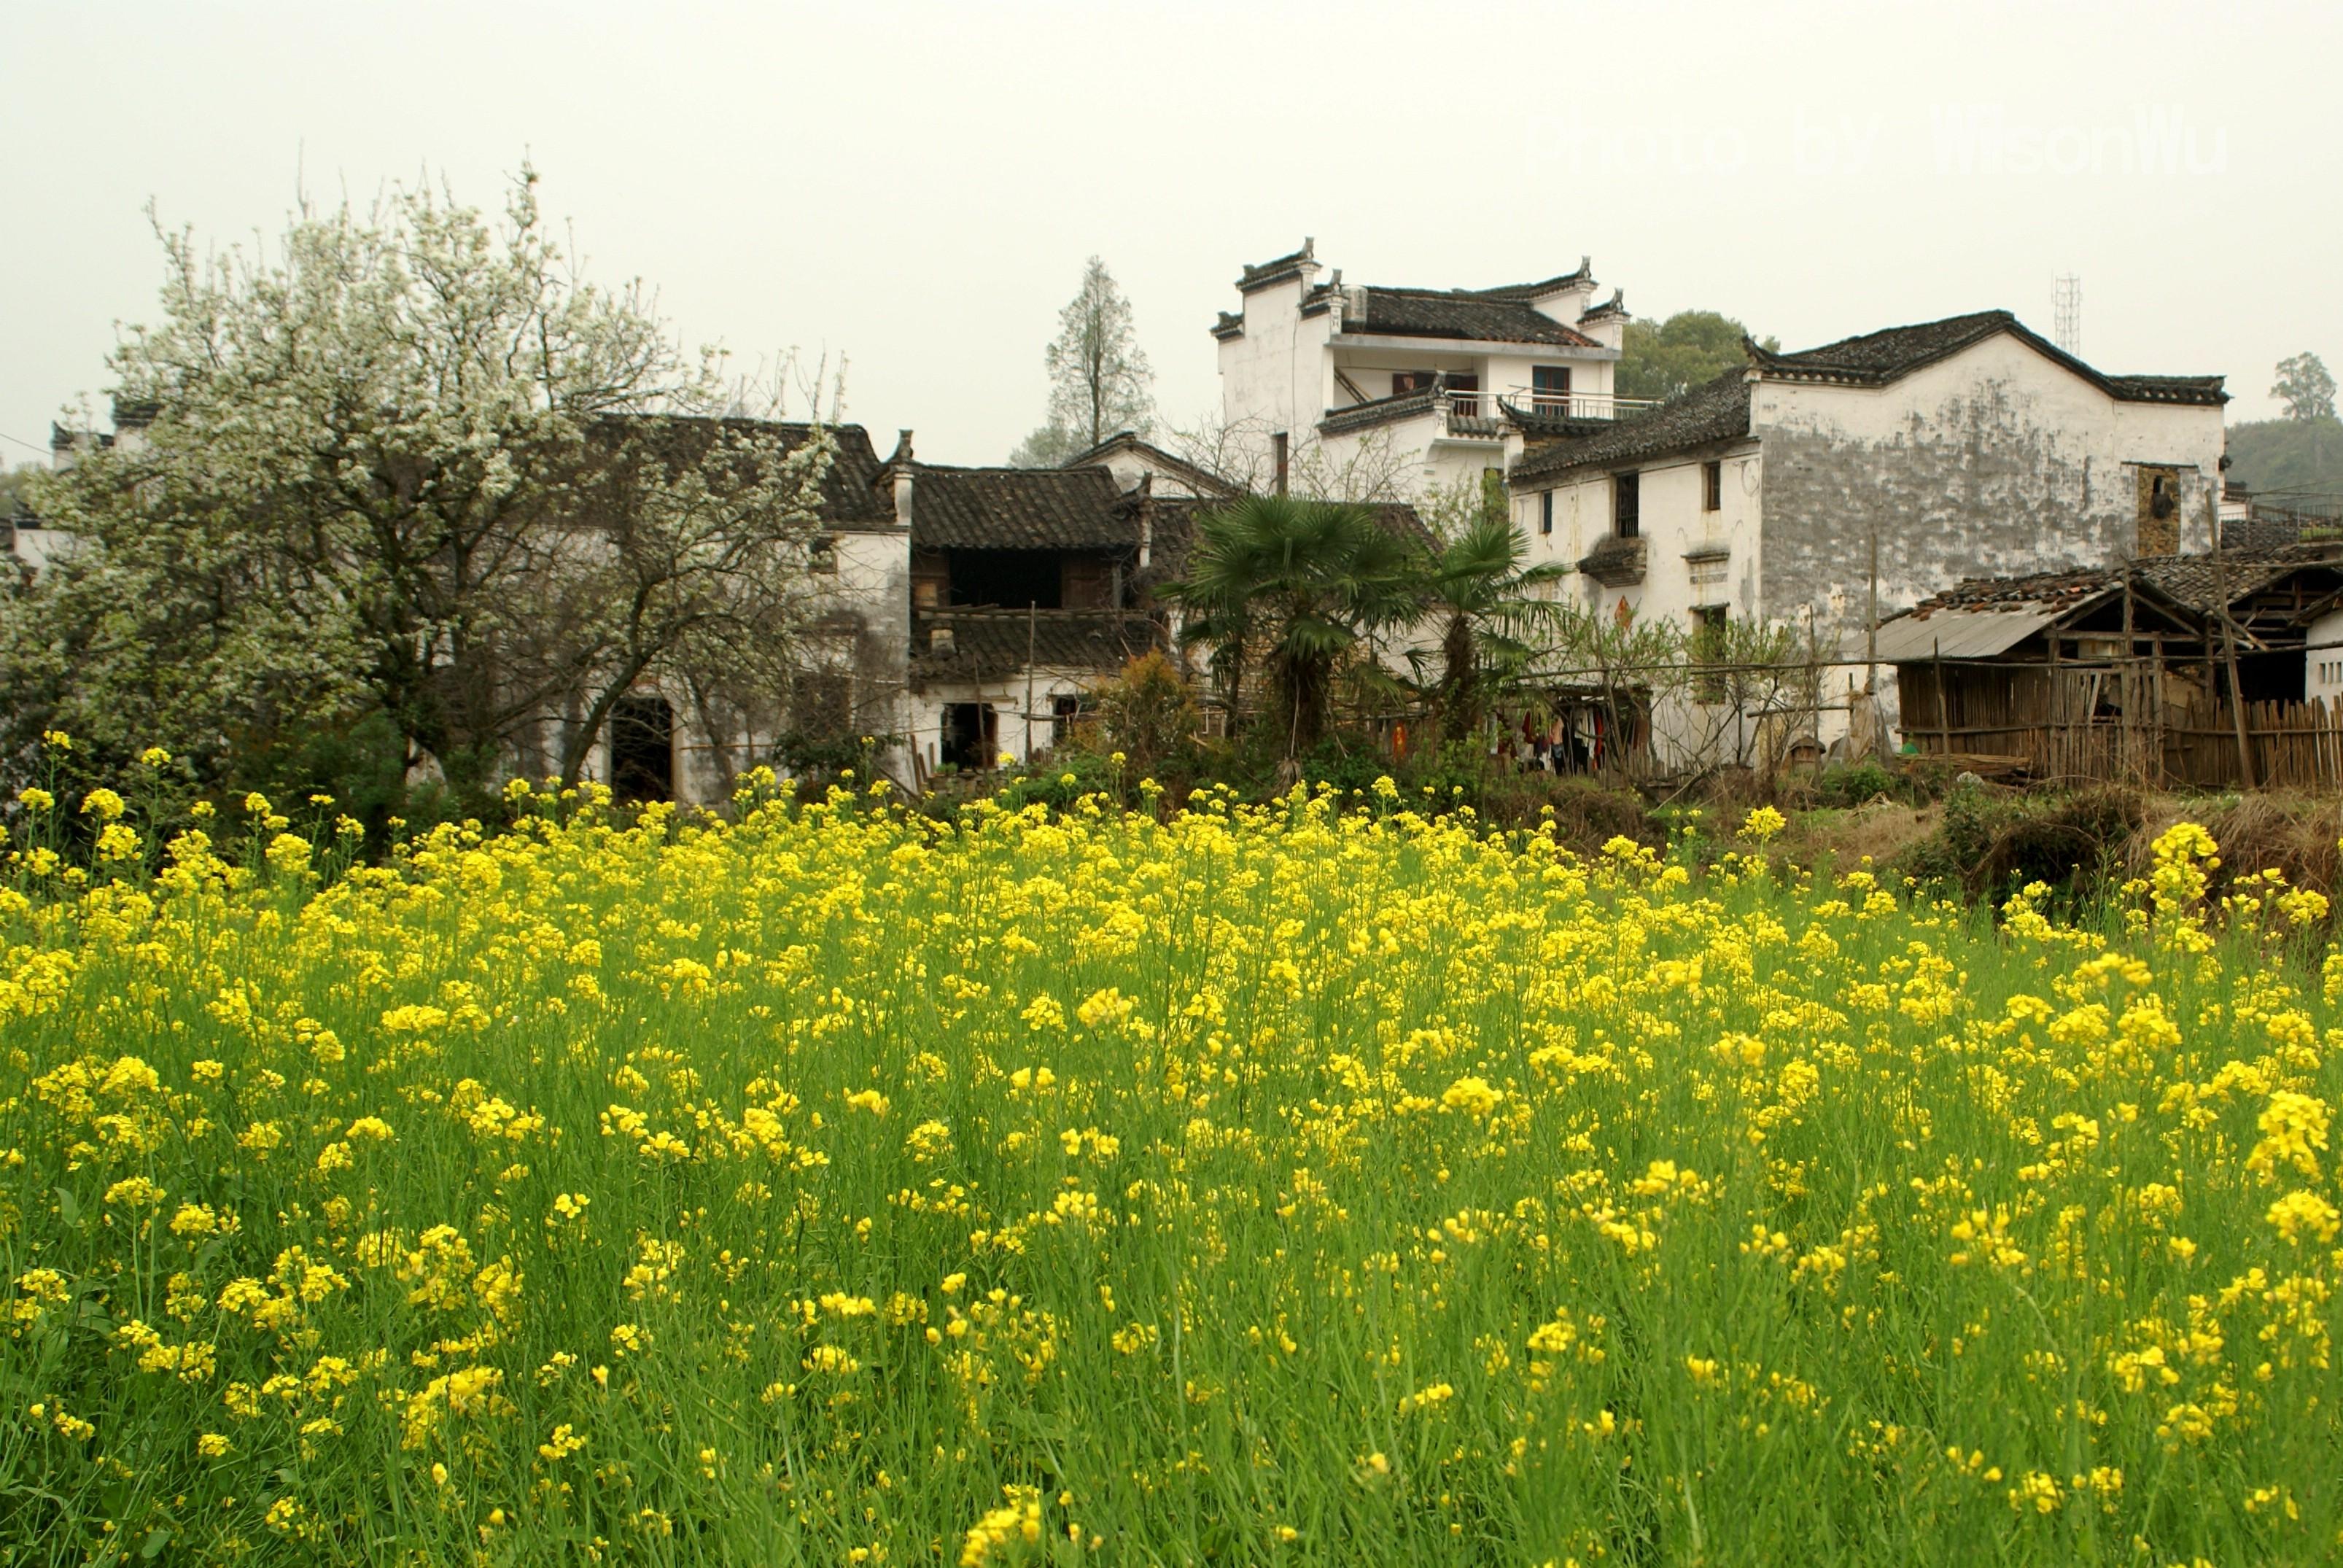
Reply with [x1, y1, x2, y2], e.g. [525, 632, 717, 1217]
[1512, 446, 1765, 634]
[1755, 333, 2228, 640]
[1223, 258, 1623, 503]
[1509, 445, 1775, 769]
[2309, 608, 2343, 707]
[7, 524, 79, 577]
[909, 666, 1109, 775]
[1501, 330, 2225, 769]
[1082, 446, 1214, 500]
[1216, 272, 1335, 481]
[823, 522, 914, 783]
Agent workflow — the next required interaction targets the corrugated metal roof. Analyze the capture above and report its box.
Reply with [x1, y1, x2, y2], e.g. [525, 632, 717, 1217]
[1868, 607, 2064, 663]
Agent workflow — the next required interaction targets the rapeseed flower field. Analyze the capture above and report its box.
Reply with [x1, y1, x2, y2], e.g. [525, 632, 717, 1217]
[4, 769, 2339, 1564]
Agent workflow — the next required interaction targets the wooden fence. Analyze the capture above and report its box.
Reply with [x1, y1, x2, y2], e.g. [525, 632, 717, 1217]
[2162, 696, 2343, 790]
[1903, 658, 2343, 788]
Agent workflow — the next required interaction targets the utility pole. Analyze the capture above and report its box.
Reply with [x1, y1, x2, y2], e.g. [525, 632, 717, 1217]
[1865, 527, 1879, 694]
[2121, 562, 2137, 783]
[2211, 516, 2256, 788]
[1025, 601, 1038, 764]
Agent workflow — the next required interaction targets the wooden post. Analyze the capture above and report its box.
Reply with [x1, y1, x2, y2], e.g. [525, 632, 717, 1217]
[1865, 527, 1878, 696]
[1025, 601, 1038, 764]
[2121, 564, 2138, 784]
[2150, 641, 2167, 790]
[1934, 638, 1950, 757]
[2211, 540, 2256, 788]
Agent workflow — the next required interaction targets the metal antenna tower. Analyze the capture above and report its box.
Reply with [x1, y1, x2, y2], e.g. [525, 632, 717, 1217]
[2052, 274, 2082, 356]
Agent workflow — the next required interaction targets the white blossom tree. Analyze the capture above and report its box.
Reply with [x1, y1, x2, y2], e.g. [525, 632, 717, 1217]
[7, 165, 831, 809]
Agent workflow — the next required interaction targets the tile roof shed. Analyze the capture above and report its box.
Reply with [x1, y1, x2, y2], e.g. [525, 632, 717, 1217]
[906, 466, 1135, 551]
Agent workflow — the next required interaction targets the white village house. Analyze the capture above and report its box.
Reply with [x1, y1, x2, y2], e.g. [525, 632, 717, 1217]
[19, 269, 2247, 798]
[1503, 308, 2230, 762]
[1212, 239, 1636, 501]
[569, 426, 1264, 801]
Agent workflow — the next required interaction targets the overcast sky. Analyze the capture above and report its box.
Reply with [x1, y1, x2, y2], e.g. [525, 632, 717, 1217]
[4, 1, 2337, 471]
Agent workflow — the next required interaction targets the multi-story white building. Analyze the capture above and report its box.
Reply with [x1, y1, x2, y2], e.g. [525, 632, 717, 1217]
[1504, 308, 2230, 759]
[1212, 239, 1634, 500]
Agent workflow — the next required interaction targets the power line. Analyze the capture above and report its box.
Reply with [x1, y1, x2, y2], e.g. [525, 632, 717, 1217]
[0, 430, 53, 457]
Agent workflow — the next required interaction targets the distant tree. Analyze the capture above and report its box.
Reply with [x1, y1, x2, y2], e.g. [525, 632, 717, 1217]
[1617, 311, 1778, 403]
[2274, 352, 2336, 422]
[2226, 416, 2343, 499]
[1011, 257, 1154, 465]
[1006, 424, 1084, 468]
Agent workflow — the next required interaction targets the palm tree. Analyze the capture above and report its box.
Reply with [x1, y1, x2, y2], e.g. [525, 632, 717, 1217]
[1167, 494, 1420, 761]
[1415, 506, 1571, 744]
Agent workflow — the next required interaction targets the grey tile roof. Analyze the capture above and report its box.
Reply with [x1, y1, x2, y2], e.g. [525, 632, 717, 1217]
[1511, 307, 2229, 487]
[2135, 545, 2343, 612]
[1318, 387, 1438, 435]
[1352, 286, 1600, 348]
[1876, 547, 2343, 659]
[1749, 310, 2226, 406]
[588, 416, 892, 526]
[1059, 432, 1242, 500]
[1470, 260, 1593, 300]
[907, 465, 1134, 551]
[1897, 564, 2133, 617]
[1873, 565, 2205, 662]
[1237, 241, 1317, 293]
[1507, 369, 1753, 485]
[1577, 287, 1628, 323]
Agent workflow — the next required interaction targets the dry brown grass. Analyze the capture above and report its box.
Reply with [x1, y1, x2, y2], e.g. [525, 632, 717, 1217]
[2134, 791, 2343, 895]
[1775, 799, 1944, 875]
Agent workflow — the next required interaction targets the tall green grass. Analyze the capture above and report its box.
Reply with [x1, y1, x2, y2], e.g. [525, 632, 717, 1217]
[1, 788, 2336, 1564]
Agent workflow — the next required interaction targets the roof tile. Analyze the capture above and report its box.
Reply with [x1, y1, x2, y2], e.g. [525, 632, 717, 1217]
[909, 466, 1134, 551]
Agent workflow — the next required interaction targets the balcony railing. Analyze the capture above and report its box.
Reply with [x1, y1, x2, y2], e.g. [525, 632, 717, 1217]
[1497, 389, 1663, 423]
[1321, 379, 1662, 440]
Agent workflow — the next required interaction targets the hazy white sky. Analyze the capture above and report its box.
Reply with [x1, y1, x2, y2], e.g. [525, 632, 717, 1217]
[4, 1, 2338, 470]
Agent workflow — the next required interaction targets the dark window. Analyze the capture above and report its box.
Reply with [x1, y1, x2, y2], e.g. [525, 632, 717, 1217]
[2137, 465, 2182, 554]
[1445, 373, 1481, 417]
[1532, 365, 1572, 412]
[609, 694, 675, 803]
[941, 702, 998, 771]
[1052, 694, 1089, 746]
[1691, 606, 1728, 702]
[1613, 471, 1640, 538]
[948, 549, 1062, 609]
[1703, 460, 1723, 512]
[1539, 491, 1554, 536]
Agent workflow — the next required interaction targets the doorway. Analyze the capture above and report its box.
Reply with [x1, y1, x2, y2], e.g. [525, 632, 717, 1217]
[610, 694, 675, 802]
[941, 702, 998, 772]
